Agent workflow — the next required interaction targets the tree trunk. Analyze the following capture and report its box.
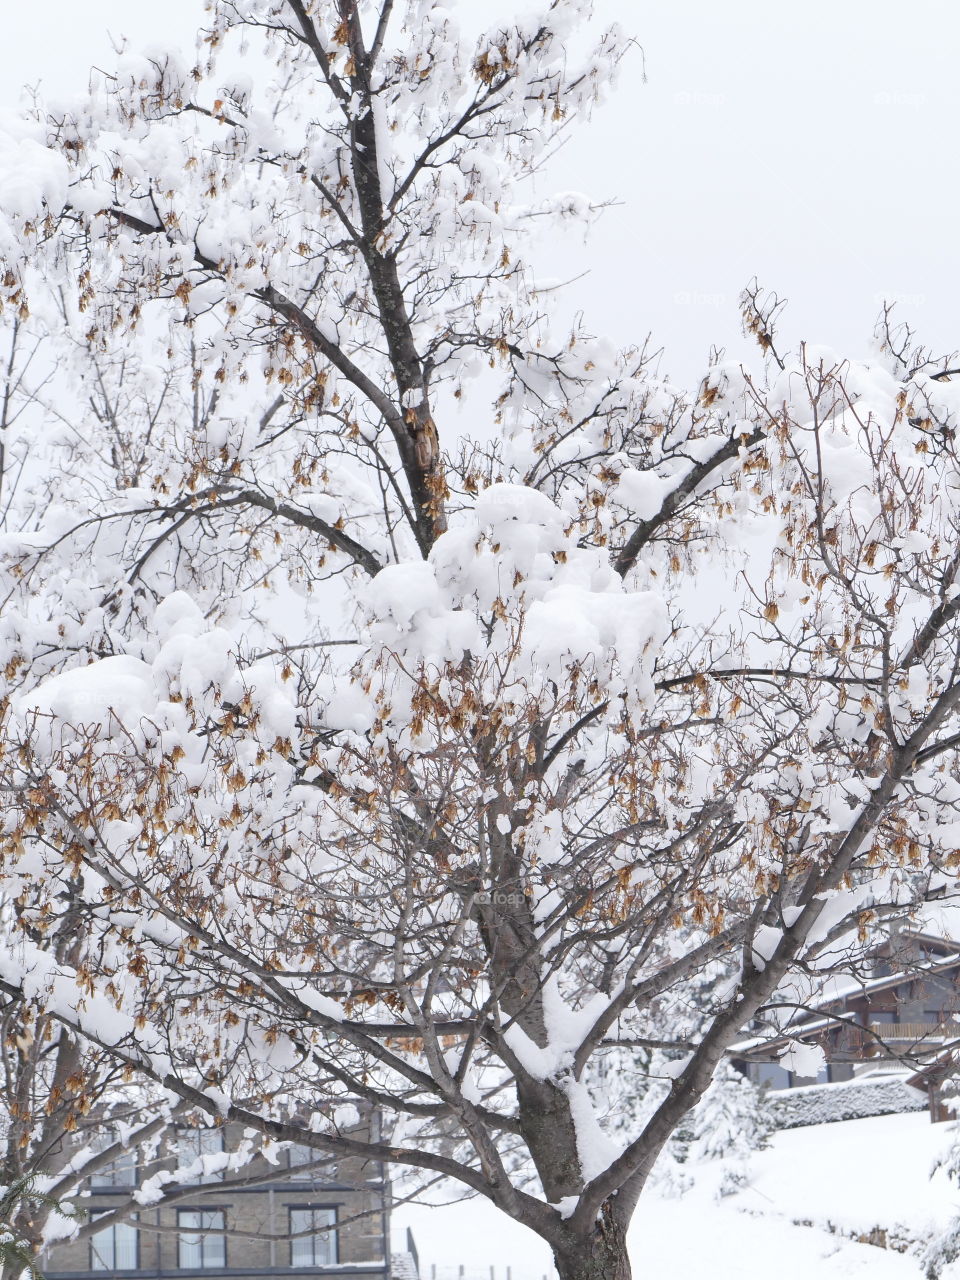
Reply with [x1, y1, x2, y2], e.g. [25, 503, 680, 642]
[553, 1211, 632, 1280]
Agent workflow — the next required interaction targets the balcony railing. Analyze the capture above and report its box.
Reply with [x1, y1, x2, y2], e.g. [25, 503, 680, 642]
[866, 1021, 947, 1041]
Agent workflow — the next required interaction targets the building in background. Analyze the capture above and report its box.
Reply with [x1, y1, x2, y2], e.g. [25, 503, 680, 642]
[42, 1116, 407, 1280]
[731, 930, 960, 1098]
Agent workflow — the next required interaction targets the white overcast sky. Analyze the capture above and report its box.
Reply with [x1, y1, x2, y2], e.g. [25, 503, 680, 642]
[2, 0, 958, 384]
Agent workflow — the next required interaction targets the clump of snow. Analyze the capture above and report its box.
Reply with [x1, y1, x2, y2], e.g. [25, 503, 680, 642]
[779, 1040, 827, 1078]
[17, 655, 155, 745]
[154, 590, 206, 641]
[365, 561, 444, 631]
[0, 131, 69, 222]
[615, 468, 678, 521]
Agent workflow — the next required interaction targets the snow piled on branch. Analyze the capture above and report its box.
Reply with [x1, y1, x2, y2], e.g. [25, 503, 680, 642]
[365, 482, 668, 712]
[13, 590, 299, 760]
[0, 933, 173, 1080]
[0, 130, 69, 224]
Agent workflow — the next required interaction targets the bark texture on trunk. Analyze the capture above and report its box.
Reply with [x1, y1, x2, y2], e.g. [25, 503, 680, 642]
[553, 1202, 632, 1280]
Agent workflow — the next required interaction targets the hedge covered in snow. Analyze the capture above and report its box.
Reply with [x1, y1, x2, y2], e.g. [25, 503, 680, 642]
[766, 1077, 927, 1129]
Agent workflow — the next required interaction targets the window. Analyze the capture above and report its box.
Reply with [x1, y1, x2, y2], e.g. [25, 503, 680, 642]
[90, 1130, 138, 1188]
[753, 1062, 789, 1090]
[288, 1144, 332, 1181]
[176, 1128, 225, 1183]
[178, 1210, 226, 1269]
[90, 1214, 138, 1271]
[868, 1011, 896, 1025]
[289, 1207, 337, 1267]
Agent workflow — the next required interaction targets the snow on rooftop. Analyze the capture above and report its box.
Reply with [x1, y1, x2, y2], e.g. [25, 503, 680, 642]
[730, 944, 960, 1056]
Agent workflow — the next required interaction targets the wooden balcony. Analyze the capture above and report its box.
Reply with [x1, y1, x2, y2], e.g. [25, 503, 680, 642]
[867, 1021, 947, 1041]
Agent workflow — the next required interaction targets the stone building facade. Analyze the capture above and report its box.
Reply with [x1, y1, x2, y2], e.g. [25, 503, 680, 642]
[42, 1119, 392, 1280]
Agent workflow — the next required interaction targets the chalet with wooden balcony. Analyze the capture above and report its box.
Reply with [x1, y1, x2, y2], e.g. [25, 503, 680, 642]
[731, 930, 960, 1094]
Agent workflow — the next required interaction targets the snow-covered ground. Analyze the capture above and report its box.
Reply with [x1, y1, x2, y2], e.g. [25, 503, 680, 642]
[736, 1111, 957, 1250]
[394, 1112, 960, 1280]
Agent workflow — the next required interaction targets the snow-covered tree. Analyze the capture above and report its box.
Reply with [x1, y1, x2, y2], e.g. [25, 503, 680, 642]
[0, 312, 348, 1280]
[683, 1064, 769, 1197]
[0, 964, 338, 1280]
[0, 1175, 75, 1280]
[3, 6, 960, 1280]
[923, 1078, 960, 1279]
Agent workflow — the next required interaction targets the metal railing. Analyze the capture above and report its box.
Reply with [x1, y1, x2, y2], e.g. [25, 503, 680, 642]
[425, 1268, 549, 1280]
[406, 1228, 419, 1279]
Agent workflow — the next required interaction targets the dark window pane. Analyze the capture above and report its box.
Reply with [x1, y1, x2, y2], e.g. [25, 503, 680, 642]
[176, 1129, 225, 1184]
[754, 1062, 790, 1089]
[91, 1131, 138, 1187]
[290, 1208, 336, 1266]
[178, 1210, 225, 1268]
[91, 1217, 137, 1271]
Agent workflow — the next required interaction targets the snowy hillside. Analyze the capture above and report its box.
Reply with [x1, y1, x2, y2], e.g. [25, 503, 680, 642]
[395, 1112, 960, 1280]
[734, 1112, 956, 1255]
